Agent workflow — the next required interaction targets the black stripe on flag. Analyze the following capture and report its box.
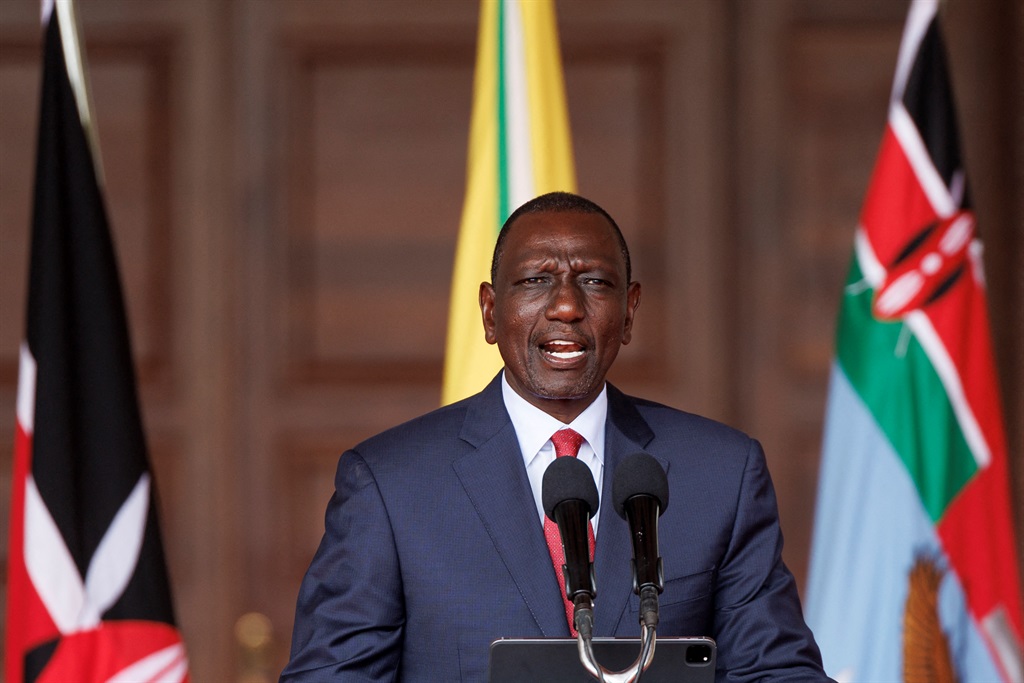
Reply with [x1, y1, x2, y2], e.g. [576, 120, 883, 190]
[901, 16, 963, 190]
[26, 14, 176, 625]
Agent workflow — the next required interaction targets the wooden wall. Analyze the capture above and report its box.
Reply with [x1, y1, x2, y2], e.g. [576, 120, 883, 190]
[0, 0, 1020, 679]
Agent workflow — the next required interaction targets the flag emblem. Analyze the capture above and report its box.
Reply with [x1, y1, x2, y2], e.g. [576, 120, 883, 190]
[872, 210, 973, 321]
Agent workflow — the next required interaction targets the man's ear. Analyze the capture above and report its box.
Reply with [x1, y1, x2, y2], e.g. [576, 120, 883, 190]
[479, 282, 498, 345]
[622, 281, 641, 345]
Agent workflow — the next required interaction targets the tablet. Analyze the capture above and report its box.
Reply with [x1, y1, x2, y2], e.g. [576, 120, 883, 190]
[488, 636, 716, 683]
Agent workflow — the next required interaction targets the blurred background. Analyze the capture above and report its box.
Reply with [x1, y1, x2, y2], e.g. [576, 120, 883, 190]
[0, 0, 1021, 679]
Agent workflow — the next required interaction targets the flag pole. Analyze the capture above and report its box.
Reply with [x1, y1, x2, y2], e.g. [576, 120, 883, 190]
[49, 0, 105, 185]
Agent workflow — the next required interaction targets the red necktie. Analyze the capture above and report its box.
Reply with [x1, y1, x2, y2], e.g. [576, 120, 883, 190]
[543, 428, 596, 636]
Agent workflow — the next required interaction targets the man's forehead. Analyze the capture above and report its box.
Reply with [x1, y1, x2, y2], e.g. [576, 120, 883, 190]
[492, 204, 632, 285]
[509, 208, 612, 230]
[504, 211, 618, 249]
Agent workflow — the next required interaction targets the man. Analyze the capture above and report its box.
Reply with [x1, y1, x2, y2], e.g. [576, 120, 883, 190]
[282, 192, 829, 681]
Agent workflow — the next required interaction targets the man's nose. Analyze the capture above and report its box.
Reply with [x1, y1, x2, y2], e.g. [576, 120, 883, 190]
[546, 280, 584, 321]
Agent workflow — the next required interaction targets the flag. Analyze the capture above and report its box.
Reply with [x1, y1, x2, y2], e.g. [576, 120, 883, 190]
[5, 2, 190, 681]
[806, 1, 1023, 681]
[441, 0, 576, 404]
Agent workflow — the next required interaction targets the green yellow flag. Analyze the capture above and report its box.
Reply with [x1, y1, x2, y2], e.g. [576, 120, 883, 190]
[441, 0, 576, 404]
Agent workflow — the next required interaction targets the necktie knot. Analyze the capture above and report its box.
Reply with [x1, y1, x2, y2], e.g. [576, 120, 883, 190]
[551, 428, 584, 458]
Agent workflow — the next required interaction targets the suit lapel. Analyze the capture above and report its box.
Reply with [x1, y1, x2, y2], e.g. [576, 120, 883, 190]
[593, 384, 666, 636]
[452, 376, 569, 635]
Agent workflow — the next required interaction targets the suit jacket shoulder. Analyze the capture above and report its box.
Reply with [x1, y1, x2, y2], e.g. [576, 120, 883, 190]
[349, 374, 510, 466]
[606, 383, 755, 477]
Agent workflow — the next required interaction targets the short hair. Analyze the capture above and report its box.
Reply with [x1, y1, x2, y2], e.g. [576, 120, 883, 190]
[490, 191, 632, 283]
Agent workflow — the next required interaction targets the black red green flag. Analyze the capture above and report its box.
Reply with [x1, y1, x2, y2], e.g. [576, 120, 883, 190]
[5, 3, 189, 681]
[805, 0, 1023, 680]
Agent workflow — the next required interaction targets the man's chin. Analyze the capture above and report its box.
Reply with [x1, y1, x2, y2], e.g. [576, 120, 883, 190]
[525, 378, 602, 404]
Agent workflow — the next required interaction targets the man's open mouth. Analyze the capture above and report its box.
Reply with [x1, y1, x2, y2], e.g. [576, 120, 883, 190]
[541, 339, 586, 360]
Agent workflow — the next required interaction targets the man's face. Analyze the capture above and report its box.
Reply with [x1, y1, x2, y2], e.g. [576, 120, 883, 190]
[480, 210, 641, 422]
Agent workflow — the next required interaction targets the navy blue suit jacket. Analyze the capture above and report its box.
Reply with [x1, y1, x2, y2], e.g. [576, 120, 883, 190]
[282, 375, 828, 681]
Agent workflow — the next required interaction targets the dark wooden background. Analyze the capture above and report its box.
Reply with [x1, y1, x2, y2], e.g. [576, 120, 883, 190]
[1, 1, 1020, 679]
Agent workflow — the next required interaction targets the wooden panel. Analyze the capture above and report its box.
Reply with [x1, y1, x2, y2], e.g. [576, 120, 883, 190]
[277, 38, 471, 386]
[734, 0, 908, 590]
[278, 438, 345, 580]
[267, 432, 383, 671]
[89, 39, 176, 390]
[147, 432, 191, 583]
[0, 40, 37, 385]
[781, 24, 900, 388]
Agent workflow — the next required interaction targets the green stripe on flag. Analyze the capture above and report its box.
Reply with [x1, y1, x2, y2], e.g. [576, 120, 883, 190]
[836, 256, 978, 522]
[496, 0, 509, 227]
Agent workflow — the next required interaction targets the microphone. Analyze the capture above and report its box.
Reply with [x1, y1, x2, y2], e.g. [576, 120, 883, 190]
[612, 452, 669, 629]
[542, 456, 599, 631]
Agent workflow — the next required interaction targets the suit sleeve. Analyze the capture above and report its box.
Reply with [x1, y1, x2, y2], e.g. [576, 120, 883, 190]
[280, 449, 404, 682]
[712, 439, 832, 682]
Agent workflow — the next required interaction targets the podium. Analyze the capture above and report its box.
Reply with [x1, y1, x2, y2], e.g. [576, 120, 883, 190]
[488, 636, 716, 683]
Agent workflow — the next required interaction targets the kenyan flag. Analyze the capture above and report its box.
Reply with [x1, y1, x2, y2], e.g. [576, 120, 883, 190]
[806, 1, 1023, 681]
[4, 2, 189, 681]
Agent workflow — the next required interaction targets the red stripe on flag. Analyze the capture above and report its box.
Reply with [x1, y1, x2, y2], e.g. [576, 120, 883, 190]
[34, 621, 188, 683]
[924, 256, 1008, 471]
[938, 460, 1024, 666]
[861, 119, 1022, 652]
[859, 126, 939, 264]
[4, 422, 60, 683]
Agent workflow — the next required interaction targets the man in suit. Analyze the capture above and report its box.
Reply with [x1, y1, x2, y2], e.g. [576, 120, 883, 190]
[282, 192, 830, 681]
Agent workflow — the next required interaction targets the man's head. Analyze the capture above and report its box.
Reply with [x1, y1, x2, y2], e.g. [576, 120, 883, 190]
[480, 192, 641, 423]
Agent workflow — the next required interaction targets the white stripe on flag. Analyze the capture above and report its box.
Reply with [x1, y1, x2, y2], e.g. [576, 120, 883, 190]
[24, 473, 153, 633]
[82, 473, 151, 627]
[106, 642, 188, 683]
[17, 343, 37, 434]
[888, 102, 956, 217]
[503, 0, 535, 208]
[853, 227, 886, 286]
[983, 607, 1024, 683]
[25, 475, 86, 633]
[905, 309, 991, 468]
[890, 0, 938, 103]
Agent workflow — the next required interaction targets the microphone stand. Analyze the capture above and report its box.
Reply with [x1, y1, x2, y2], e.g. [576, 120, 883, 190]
[573, 591, 657, 683]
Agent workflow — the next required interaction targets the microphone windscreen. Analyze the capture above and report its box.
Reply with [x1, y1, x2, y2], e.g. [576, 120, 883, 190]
[612, 452, 669, 518]
[542, 456, 600, 520]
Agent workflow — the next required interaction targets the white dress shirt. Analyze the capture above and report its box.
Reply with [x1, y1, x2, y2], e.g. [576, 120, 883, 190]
[501, 371, 606, 535]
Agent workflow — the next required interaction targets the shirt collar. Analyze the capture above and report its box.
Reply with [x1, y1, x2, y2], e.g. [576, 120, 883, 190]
[501, 371, 608, 467]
